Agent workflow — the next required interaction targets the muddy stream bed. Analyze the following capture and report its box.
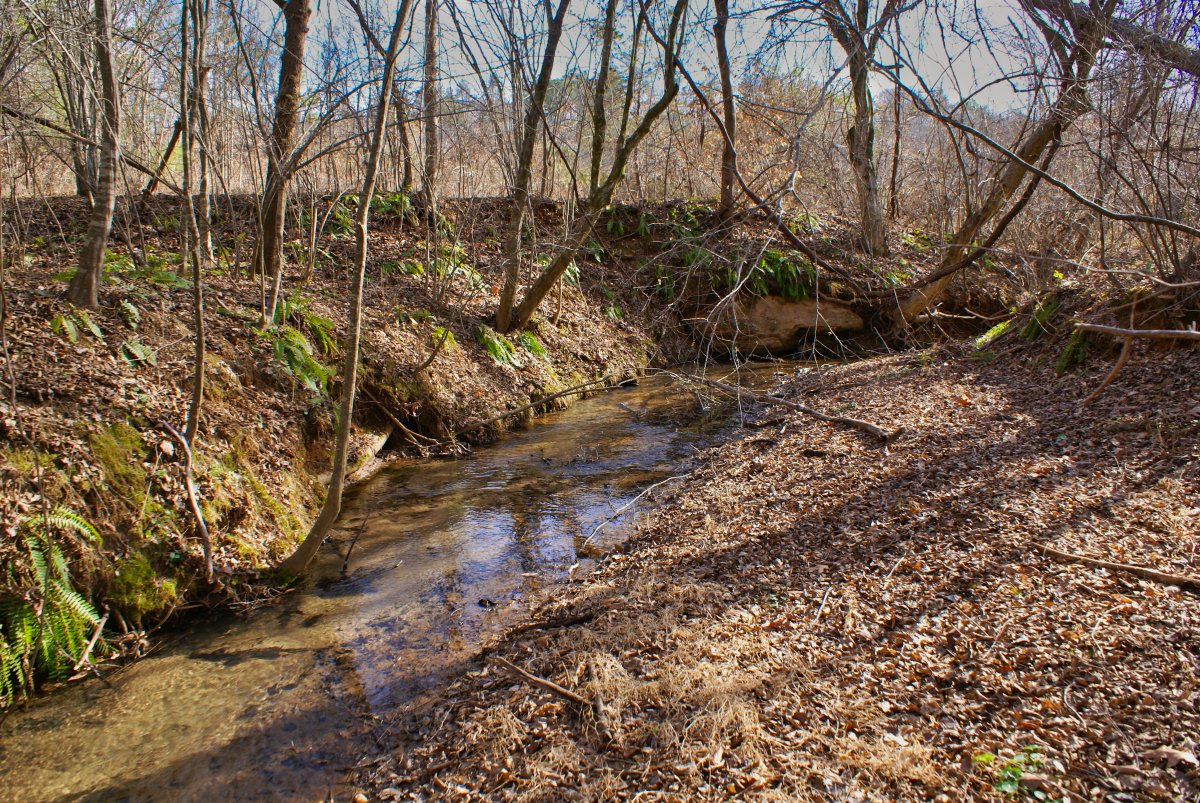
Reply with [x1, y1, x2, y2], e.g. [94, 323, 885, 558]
[0, 367, 794, 801]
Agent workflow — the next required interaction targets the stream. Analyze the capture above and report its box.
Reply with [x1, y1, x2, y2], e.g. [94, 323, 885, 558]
[0, 368, 788, 801]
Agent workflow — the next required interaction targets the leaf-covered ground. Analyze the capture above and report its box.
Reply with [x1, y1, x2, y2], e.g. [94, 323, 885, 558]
[363, 341, 1199, 801]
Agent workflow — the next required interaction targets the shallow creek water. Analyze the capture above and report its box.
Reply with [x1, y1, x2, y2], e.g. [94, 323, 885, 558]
[0, 368, 790, 801]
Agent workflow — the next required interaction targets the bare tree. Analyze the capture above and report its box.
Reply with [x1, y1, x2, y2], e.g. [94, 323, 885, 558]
[416, 0, 439, 211]
[280, 0, 415, 577]
[495, 0, 573, 333]
[500, 0, 691, 333]
[713, 0, 737, 220]
[255, 0, 312, 290]
[67, 0, 120, 308]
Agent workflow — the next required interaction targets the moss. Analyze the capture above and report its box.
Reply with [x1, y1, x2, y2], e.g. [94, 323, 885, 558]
[89, 421, 148, 506]
[109, 551, 177, 625]
[973, 318, 1013, 348]
[1055, 330, 1087, 375]
[1, 447, 56, 474]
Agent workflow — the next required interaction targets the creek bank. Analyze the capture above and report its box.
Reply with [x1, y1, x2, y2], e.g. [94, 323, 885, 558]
[360, 338, 1200, 801]
[0, 195, 671, 702]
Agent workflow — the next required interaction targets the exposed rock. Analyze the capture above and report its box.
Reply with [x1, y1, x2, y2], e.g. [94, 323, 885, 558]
[704, 295, 864, 355]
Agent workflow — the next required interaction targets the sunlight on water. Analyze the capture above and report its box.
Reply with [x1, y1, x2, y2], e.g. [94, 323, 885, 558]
[0, 367, 795, 801]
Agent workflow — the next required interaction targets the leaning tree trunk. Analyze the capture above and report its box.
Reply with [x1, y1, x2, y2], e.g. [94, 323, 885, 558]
[68, 0, 120, 309]
[897, 60, 1096, 323]
[256, 0, 311, 296]
[495, 0, 573, 333]
[279, 2, 411, 577]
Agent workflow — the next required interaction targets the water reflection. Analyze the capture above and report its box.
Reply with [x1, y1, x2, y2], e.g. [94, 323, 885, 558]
[0, 368, 796, 800]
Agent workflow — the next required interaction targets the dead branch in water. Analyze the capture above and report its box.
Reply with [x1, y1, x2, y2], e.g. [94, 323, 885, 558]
[1036, 543, 1200, 591]
[678, 374, 904, 444]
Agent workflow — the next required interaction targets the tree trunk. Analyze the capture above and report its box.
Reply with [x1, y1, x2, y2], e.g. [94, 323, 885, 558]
[714, 0, 736, 221]
[416, 0, 439, 211]
[68, 0, 120, 309]
[183, 0, 211, 444]
[847, 51, 888, 256]
[589, 0, 618, 196]
[256, 0, 311, 290]
[279, 3, 411, 578]
[495, 0, 573, 333]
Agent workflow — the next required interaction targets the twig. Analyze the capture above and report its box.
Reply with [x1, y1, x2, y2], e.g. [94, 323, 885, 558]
[678, 374, 903, 444]
[583, 475, 684, 546]
[813, 586, 833, 624]
[492, 655, 590, 706]
[72, 609, 110, 673]
[1036, 543, 1200, 591]
[161, 421, 212, 583]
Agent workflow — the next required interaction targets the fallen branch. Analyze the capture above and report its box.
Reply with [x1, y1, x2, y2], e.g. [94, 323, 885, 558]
[71, 609, 110, 673]
[679, 375, 904, 444]
[361, 387, 439, 447]
[1036, 543, 1200, 591]
[491, 655, 590, 706]
[1081, 331, 1133, 407]
[458, 374, 620, 435]
[1076, 323, 1200, 341]
[162, 422, 212, 583]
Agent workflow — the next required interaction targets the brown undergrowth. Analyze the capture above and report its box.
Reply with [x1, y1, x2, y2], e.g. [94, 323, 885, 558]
[363, 338, 1199, 801]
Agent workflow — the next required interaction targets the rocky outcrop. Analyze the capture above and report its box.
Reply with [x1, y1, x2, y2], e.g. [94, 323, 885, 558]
[703, 295, 864, 355]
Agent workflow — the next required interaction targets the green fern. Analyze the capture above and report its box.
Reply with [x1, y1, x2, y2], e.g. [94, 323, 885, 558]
[477, 326, 515, 364]
[2, 507, 106, 706]
[270, 325, 332, 395]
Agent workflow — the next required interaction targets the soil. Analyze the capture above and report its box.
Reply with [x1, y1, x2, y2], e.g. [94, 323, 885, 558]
[359, 338, 1200, 801]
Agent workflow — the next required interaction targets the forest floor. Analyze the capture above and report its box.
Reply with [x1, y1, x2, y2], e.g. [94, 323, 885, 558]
[361, 339, 1200, 801]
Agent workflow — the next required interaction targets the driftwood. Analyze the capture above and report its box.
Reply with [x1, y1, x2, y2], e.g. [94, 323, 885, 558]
[491, 655, 590, 706]
[162, 422, 212, 583]
[1036, 543, 1200, 591]
[71, 610, 110, 674]
[681, 375, 904, 444]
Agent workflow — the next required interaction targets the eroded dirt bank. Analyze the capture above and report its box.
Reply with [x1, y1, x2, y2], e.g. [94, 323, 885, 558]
[362, 344, 1199, 801]
[0, 195, 663, 665]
